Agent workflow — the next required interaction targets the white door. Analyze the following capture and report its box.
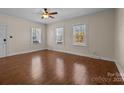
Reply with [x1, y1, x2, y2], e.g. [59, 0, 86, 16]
[0, 25, 7, 58]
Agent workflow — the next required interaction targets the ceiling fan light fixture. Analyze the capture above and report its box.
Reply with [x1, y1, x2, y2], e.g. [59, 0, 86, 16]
[40, 8, 58, 19]
[42, 14, 49, 19]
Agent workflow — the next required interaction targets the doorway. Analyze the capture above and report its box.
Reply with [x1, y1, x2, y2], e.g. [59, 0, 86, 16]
[0, 25, 7, 58]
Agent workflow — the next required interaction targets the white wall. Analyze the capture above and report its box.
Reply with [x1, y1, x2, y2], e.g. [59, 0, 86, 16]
[0, 14, 46, 56]
[115, 9, 124, 79]
[47, 9, 115, 61]
[0, 9, 115, 62]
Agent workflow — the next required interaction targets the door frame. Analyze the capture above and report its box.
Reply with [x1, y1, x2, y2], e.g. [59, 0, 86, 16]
[0, 24, 8, 58]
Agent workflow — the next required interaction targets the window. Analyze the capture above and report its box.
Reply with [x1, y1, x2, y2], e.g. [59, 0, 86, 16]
[72, 24, 87, 46]
[32, 27, 42, 44]
[56, 27, 64, 44]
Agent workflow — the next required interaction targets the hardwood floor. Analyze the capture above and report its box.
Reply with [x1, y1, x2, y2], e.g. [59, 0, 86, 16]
[0, 50, 123, 85]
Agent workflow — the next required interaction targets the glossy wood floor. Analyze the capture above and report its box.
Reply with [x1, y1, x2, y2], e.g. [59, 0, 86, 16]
[0, 50, 123, 85]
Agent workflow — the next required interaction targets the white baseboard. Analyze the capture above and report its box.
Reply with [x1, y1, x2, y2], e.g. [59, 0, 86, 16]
[6, 48, 46, 57]
[115, 61, 124, 81]
[1, 47, 115, 62]
[47, 48, 115, 62]
[100, 57, 116, 62]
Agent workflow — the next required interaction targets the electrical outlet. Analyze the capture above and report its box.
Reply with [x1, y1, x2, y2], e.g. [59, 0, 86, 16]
[92, 51, 97, 55]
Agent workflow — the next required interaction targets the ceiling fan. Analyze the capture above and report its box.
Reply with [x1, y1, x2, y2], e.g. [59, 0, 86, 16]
[41, 8, 58, 19]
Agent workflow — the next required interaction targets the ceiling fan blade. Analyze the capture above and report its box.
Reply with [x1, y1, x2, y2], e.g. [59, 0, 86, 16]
[44, 8, 48, 13]
[49, 12, 58, 15]
[49, 16, 54, 19]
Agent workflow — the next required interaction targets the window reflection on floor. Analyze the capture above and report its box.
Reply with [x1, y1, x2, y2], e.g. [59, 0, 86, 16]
[55, 58, 65, 80]
[31, 56, 43, 81]
[73, 63, 87, 84]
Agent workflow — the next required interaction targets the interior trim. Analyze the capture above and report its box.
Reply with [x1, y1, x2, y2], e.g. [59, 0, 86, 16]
[115, 61, 124, 81]
[0, 47, 115, 63]
[3, 48, 46, 58]
[47, 48, 115, 62]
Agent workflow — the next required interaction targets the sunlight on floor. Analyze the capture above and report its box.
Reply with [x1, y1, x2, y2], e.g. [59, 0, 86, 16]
[73, 63, 87, 84]
[31, 56, 43, 81]
[55, 58, 65, 80]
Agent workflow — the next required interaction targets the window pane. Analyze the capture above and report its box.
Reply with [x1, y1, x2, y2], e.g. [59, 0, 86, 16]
[32, 27, 42, 44]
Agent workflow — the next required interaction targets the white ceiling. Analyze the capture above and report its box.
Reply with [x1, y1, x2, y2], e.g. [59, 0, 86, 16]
[0, 8, 109, 24]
